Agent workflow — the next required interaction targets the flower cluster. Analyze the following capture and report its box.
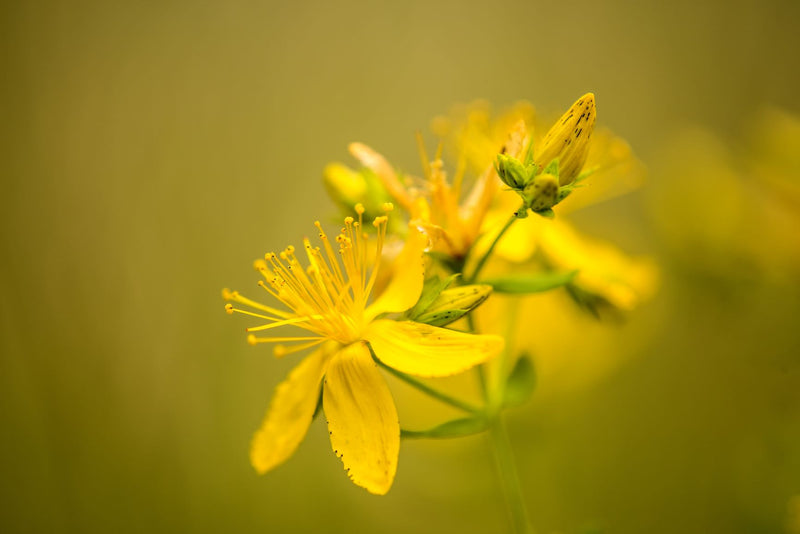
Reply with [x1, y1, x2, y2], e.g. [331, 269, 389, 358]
[223, 93, 656, 497]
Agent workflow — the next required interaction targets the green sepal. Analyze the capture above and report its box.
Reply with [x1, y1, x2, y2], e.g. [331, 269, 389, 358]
[533, 208, 555, 219]
[406, 274, 460, 320]
[522, 137, 535, 166]
[481, 270, 578, 294]
[400, 415, 490, 439]
[502, 354, 536, 408]
[543, 157, 560, 177]
[425, 251, 464, 274]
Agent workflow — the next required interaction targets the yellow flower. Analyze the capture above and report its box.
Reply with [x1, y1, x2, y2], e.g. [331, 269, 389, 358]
[223, 204, 502, 494]
[449, 97, 655, 312]
[348, 118, 528, 260]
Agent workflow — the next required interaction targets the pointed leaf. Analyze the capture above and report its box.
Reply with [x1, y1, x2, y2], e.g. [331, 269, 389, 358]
[401, 416, 489, 439]
[482, 270, 578, 294]
[503, 355, 536, 408]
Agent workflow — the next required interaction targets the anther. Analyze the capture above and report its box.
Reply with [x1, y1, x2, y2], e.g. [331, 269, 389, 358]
[222, 288, 237, 300]
[247, 334, 258, 346]
[225, 304, 234, 314]
[355, 203, 365, 215]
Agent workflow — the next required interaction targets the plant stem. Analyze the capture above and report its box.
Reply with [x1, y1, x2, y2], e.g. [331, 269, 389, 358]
[467, 313, 490, 403]
[375, 358, 480, 414]
[489, 416, 534, 534]
[466, 214, 518, 283]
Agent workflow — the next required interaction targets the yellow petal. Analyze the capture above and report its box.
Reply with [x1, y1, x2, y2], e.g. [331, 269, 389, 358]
[349, 142, 413, 211]
[366, 226, 428, 320]
[364, 319, 503, 377]
[250, 344, 332, 474]
[323, 342, 399, 495]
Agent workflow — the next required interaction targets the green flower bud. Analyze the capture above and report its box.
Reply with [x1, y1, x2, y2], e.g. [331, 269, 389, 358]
[524, 173, 560, 212]
[536, 93, 596, 185]
[495, 153, 530, 190]
[323, 163, 368, 207]
[415, 284, 493, 327]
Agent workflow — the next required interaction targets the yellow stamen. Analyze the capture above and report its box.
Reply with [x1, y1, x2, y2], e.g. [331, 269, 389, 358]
[226, 207, 391, 350]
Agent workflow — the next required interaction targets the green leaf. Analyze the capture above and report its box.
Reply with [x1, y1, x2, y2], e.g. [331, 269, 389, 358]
[406, 273, 460, 320]
[400, 416, 490, 439]
[503, 355, 536, 408]
[481, 270, 578, 294]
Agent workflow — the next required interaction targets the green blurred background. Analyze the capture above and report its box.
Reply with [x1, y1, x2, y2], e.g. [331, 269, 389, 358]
[2, 1, 799, 533]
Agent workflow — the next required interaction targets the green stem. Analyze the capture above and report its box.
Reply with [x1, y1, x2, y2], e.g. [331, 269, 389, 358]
[375, 358, 480, 414]
[466, 213, 518, 284]
[489, 417, 534, 534]
[467, 313, 489, 403]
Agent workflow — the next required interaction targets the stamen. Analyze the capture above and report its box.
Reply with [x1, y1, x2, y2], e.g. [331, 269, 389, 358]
[273, 339, 326, 357]
[225, 304, 284, 322]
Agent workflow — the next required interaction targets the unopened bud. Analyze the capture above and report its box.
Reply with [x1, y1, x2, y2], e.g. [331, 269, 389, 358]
[323, 163, 368, 207]
[536, 93, 596, 185]
[524, 173, 559, 212]
[495, 153, 531, 189]
[416, 284, 492, 327]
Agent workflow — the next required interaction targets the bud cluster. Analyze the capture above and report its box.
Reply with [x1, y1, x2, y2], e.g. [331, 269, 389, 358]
[495, 93, 596, 218]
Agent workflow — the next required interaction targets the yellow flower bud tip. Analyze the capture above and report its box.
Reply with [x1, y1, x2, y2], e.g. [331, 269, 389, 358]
[355, 203, 365, 215]
[537, 93, 597, 185]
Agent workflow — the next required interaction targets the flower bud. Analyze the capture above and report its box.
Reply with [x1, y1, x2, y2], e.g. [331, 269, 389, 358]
[495, 153, 530, 189]
[416, 284, 493, 327]
[536, 93, 596, 185]
[524, 173, 559, 212]
[323, 163, 368, 207]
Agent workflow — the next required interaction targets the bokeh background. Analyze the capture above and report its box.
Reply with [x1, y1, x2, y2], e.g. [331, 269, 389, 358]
[2, 1, 799, 533]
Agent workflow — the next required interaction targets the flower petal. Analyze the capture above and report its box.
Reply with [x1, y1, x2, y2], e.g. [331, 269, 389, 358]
[323, 342, 399, 495]
[250, 345, 332, 474]
[366, 226, 428, 320]
[364, 319, 503, 377]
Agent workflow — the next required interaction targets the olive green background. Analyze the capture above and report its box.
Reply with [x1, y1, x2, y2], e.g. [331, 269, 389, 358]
[2, 1, 799, 533]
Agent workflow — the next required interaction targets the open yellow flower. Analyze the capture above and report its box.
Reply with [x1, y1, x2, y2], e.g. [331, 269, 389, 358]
[223, 204, 502, 494]
[348, 121, 527, 261]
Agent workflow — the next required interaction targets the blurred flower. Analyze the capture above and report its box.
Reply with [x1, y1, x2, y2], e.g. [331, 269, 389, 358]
[435, 98, 657, 395]
[347, 127, 526, 261]
[649, 107, 800, 283]
[223, 205, 502, 494]
[442, 97, 655, 315]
